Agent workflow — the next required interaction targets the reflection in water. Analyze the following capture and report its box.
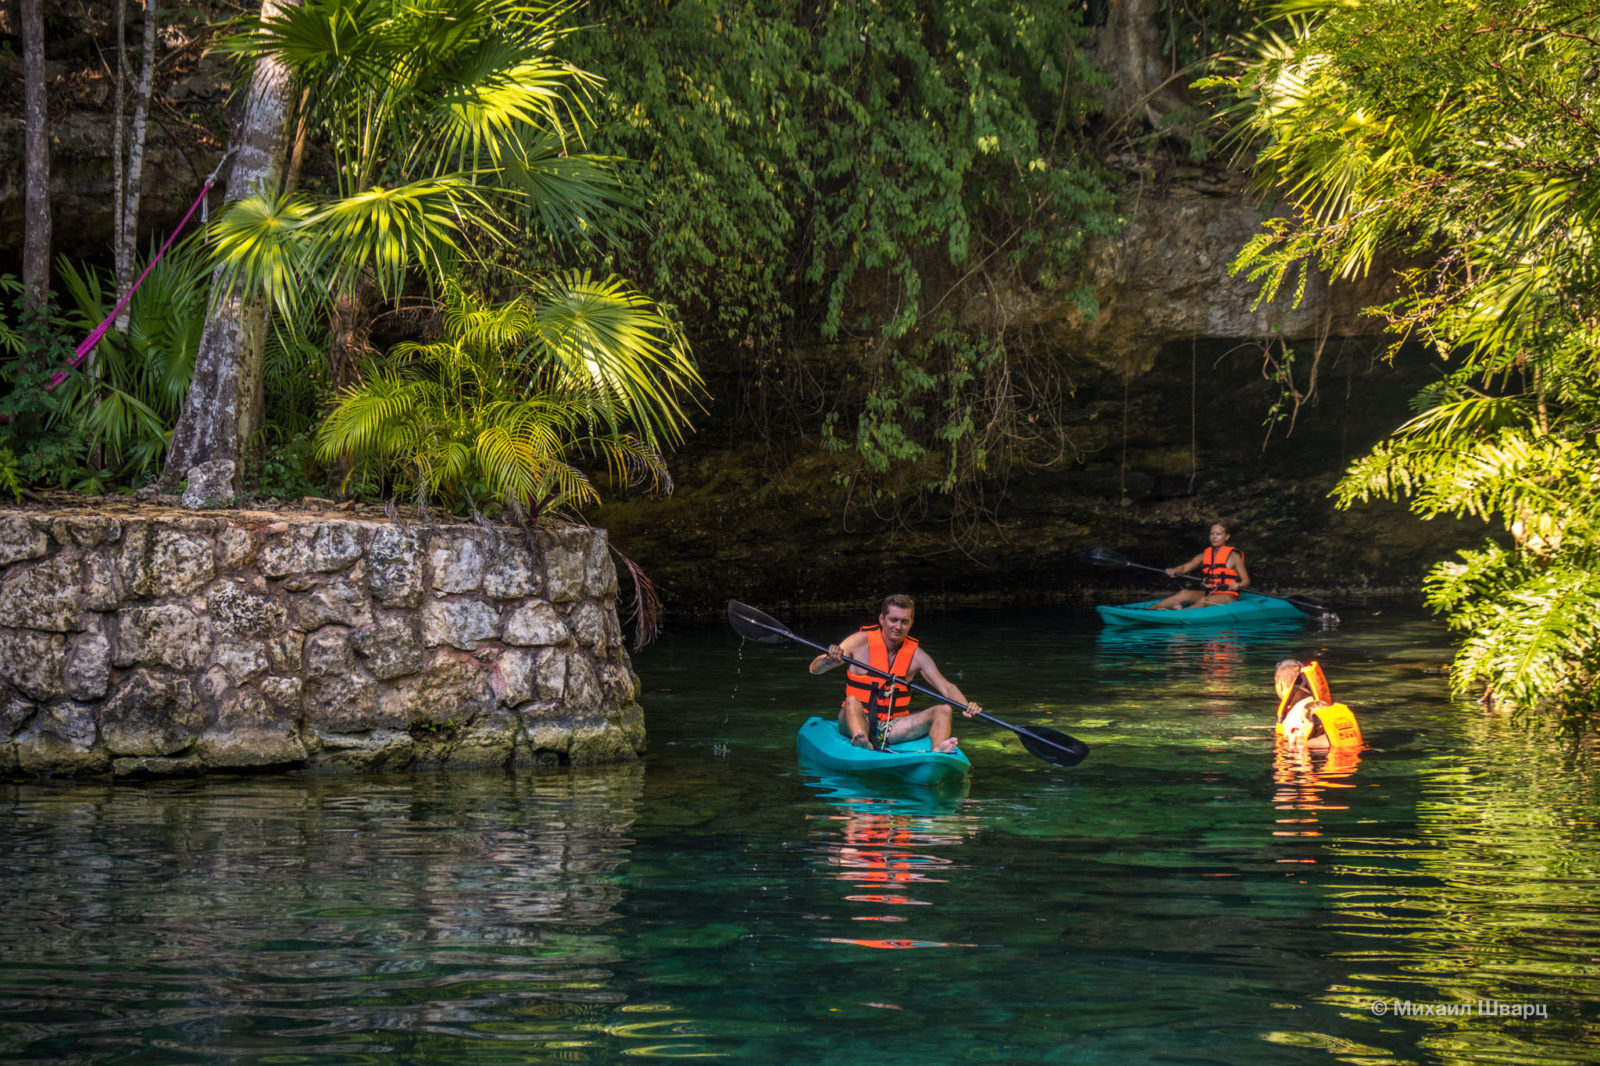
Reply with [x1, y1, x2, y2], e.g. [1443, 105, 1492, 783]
[800, 772, 976, 951]
[0, 767, 721, 1063]
[1271, 741, 1363, 846]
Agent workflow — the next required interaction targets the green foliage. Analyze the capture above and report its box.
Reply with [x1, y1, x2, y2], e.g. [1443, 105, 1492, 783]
[0, 283, 95, 491]
[52, 242, 209, 481]
[315, 276, 699, 515]
[1223, 0, 1600, 714]
[216, 0, 629, 313]
[565, 0, 1121, 500]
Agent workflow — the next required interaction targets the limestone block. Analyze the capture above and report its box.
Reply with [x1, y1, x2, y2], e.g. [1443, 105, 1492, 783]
[290, 581, 374, 630]
[567, 721, 640, 764]
[351, 618, 426, 681]
[535, 647, 567, 701]
[541, 530, 585, 603]
[0, 553, 85, 631]
[216, 527, 257, 569]
[50, 515, 119, 548]
[563, 652, 603, 714]
[63, 622, 112, 700]
[100, 670, 202, 756]
[195, 725, 306, 768]
[83, 550, 119, 610]
[597, 660, 640, 707]
[310, 522, 367, 571]
[261, 521, 365, 577]
[0, 628, 67, 700]
[118, 524, 216, 597]
[303, 627, 356, 676]
[266, 630, 305, 672]
[213, 641, 271, 686]
[306, 727, 415, 771]
[112, 755, 206, 777]
[420, 599, 499, 650]
[430, 534, 485, 593]
[502, 601, 570, 647]
[1, 687, 35, 738]
[207, 580, 288, 638]
[261, 675, 304, 713]
[114, 604, 213, 671]
[0, 512, 47, 565]
[301, 671, 385, 731]
[565, 600, 606, 651]
[368, 524, 425, 607]
[583, 529, 617, 598]
[382, 653, 495, 726]
[484, 542, 540, 599]
[494, 648, 537, 707]
[15, 701, 107, 774]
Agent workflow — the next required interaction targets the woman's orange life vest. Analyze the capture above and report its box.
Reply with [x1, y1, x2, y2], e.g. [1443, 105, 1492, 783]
[1201, 544, 1243, 598]
[1276, 661, 1332, 723]
[844, 625, 919, 719]
[1278, 700, 1363, 748]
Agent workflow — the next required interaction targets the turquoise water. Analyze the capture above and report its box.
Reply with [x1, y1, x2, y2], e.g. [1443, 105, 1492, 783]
[3, 603, 1599, 1064]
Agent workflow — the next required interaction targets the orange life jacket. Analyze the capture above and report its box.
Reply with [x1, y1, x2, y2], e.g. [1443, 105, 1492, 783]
[1201, 544, 1242, 598]
[1278, 699, 1363, 747]
[1276, 661, 1332, 724]
[844, 626, 919, 719]
[1310, 702, 1363, 748]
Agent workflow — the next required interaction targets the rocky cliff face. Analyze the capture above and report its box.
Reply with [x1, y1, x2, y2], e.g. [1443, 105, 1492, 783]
[589, 166, 1479, 617]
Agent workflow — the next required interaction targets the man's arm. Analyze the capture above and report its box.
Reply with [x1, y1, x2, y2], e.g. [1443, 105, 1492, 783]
[809, 632, 866, 674]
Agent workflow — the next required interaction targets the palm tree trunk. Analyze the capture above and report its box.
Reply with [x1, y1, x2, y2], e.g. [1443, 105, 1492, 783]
[21, 0, 50, 325]
[114, 0, 158, 332]
[160, 0, 299, 494]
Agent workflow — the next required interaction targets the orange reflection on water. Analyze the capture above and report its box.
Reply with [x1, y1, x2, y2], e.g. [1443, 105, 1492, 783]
[1270, 742, 1364, 843]
[809, 796, 974, 949]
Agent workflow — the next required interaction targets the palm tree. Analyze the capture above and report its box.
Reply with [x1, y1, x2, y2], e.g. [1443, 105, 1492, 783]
[315, 276, 698, 517]
[209, 0, 625, 387]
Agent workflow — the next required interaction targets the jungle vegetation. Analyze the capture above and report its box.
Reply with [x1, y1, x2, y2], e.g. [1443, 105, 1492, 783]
[4, 0, 1597, 715]
[1218, 0, 1600, 714]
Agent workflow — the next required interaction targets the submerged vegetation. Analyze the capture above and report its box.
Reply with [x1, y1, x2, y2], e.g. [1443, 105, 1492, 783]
[1219, 0, 1600, 714]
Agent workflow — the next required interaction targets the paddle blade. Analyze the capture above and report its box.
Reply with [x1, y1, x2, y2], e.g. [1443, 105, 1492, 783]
[1015, 725, 1090, 768]
[1288, 595, 1341, 626]
[1079, 546, 1131, 569]
[727, 599, 792, 644]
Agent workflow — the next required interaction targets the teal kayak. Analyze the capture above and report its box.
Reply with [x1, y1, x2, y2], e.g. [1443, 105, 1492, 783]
[796, 716, 972, 786]
[1096, 594, 1306, 626]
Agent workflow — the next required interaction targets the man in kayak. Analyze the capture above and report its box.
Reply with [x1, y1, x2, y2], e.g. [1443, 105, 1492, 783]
[809, 594, 983, 752]
[1149, 520, 1250, 609]
[1274, 658, 1363, 749]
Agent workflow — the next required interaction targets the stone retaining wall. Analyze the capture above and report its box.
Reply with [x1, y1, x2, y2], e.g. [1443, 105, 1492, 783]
[0, 507, 644, 777]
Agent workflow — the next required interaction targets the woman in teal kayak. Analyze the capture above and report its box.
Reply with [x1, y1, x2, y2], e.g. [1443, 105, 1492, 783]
[808, 594, 983, 752]
[1150, 521, 1251, 610]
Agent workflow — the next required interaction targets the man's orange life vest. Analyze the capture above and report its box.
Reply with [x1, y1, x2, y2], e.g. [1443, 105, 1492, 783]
[1201, 545, 1242, 598]
[844, 625, 918, 719]
[1276, 661, 1332, 724]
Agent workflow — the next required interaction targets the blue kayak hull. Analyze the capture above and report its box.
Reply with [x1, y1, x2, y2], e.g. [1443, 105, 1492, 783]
[1096, 595, 1305, 626]
[796, 716, 972, 786]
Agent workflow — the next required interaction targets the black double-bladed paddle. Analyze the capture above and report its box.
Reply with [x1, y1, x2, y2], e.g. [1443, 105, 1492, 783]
[1079, 546, 1339, 624]
[727, 599, 1089, 768]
